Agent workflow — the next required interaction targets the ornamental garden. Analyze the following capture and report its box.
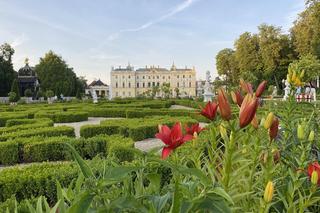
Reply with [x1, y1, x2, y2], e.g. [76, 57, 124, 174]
[0, 76, 319, 212]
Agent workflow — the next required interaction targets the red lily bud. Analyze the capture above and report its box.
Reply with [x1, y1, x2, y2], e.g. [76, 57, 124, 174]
[217, 88, 232, 121]
[239, 94, 258, 128]
[255, 80, 267, 97]
[200, 101, 218, 121]
[231, 90, 243, 107]
[251, 115, 259, 129]
[269, 117, 279, 140]
[185, 123, 205, 135]
[240, 79, 253, 94]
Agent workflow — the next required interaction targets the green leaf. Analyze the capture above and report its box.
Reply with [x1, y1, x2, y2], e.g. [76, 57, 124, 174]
[211, 187, 234, 205]
[57, 181, 66, 213]
[36, 197, 43, 213]
[67, 192, 94, 213]
[170, 182, 184, 213]
[103, 166, 141, 181]
[65, 143, 94, 178]
[50, 201, 61, 213]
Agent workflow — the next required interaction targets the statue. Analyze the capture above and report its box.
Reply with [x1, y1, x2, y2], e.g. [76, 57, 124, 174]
[91, 89, 98, 104]
[283, 80, 291, 101]
[203, 71, 214, 102]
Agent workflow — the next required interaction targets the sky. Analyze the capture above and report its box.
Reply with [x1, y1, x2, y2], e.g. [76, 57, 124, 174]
[0, 0, 305, 84]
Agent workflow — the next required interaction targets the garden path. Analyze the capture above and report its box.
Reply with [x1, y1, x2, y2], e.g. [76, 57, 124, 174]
[54, 117, 123, 137]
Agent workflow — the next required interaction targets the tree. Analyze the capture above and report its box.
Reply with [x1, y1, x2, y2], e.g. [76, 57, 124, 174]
[0, 43, 16, 96]
[151, 86, 160, 98]
[216, 48, 239, 87]
[291, 0, 320, 58]
[161, 83, 171, 99]
[35, 51, 77, 96]
[24, 89, 33, 97]
[174, 87, 180, 98]
[234, 32, 263, 85]
[258, 24, 296, 88]
[10, 79, 20, 102]
[288, 54, 320, 83]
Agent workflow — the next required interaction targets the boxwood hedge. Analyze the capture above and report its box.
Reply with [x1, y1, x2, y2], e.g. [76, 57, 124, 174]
[34, 111, 88, 123]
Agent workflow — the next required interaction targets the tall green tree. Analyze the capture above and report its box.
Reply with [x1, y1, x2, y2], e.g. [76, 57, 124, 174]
[10, 79, 20, 102]
[216, 48, 239, 87]
[0, 43, 16, 96]
[234, 32, 263, 85]
[291, 0, 320, 58]
[35, 51, 77, 96]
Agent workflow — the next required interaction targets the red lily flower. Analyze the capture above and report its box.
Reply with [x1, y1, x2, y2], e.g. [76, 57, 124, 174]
[269, 117, 279, 140]
[255, 81, 267, 97]
[308, 162, 320, 185]
[200, 101, 218, 120]
[185, 123, 205, 136]
[155, 122, 193, 159]
[217, 88, 232, 121]
[231, 90, 243, 107]
[239, 94, 258, 128]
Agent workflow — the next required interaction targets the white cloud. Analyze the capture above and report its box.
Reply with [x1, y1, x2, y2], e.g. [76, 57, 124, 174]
[105, 0, 199, 42]
[10, 33, 28, 48]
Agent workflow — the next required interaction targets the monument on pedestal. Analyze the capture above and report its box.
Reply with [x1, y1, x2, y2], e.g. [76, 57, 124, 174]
[203, 71, 214, 102]
[283, 80, 291, 101]
[91, 89, 98, 104]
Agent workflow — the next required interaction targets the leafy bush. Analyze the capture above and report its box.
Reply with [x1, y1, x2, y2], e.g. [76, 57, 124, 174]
[34, 111, 88, 123]
[80, 116, 197, 140]
[0, 126, 75, 141]
[5, 118, 53, 127]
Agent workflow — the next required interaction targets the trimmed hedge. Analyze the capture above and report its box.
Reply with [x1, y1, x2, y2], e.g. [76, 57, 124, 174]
[0, 113, 29, 127]
[34, 111, 88, 123]
[80, 116, 197, 140]
[0, 161, 80, 203]
[0, 119, 54, 135]
[0, 135, 134, 165]
[0, 126, 75, 142]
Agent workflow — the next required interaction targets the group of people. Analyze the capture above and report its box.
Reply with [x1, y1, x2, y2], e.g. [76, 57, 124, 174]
[295, 83, 317, 102]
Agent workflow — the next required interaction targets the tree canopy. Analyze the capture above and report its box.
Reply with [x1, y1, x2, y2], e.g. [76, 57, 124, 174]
[35, 51, 78, 96]
[0, 43, 16, 96]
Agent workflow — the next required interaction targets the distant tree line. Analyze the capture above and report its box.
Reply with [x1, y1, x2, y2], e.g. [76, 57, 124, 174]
[216, 0, 320, 89]
[0, 46, 87, 98]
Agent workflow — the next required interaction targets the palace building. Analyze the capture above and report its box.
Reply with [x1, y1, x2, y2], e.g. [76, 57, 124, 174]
[110, 63, 196, 98]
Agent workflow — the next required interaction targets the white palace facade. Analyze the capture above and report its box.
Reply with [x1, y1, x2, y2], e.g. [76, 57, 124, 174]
[110, 63, 196, 98]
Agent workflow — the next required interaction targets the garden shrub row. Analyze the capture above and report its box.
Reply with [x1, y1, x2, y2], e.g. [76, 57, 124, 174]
[0, 119, 54, 135]
[5, 118, 53, 127]
[80, 116, 197, 140]
[34, 111, 88, 123]
[0, 113, 31, 127]
[0, 126, 75, 142]
[0, 135, 134, 165]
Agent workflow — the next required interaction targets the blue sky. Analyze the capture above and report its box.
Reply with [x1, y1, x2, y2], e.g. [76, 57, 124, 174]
[0, 0, 305, 84]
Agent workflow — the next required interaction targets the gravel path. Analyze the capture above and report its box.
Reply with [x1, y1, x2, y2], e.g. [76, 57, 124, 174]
[169, 104, 195, 110]
[54, 117, 123, 137]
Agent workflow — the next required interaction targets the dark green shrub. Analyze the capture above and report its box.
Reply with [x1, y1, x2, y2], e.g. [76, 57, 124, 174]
[35, 111, 88, 123]
[0, 113, 29, 127]
[0, 141, 19, 165]
[0, 126, 75, 142]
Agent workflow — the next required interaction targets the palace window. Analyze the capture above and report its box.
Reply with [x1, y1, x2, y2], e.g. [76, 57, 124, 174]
[148, 82, 151, 87]
[189, 75, 191, 78]
[129, 82, 131, 88]
[116, 82, 118, 88]
[177, 75, 179, 78]
[128, 76, 131, 79]
[122, 91, 125, 96]
[169, 76, 170, 79]
[163, 76, 165, 80]
[137, 83, 139, 88]
[183, 75, 185, 78]
[152, 82, 155, 86]
[177, 82, 179, 87]
[143, 76, 145, 79]
[143, 83, 145, 88]
[157, 82, 160, 86]
[157, 76, 159, 79]
[148, 76, 151, 79]
[122, 82, 125, 88]
[189, 82, 191, 87]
